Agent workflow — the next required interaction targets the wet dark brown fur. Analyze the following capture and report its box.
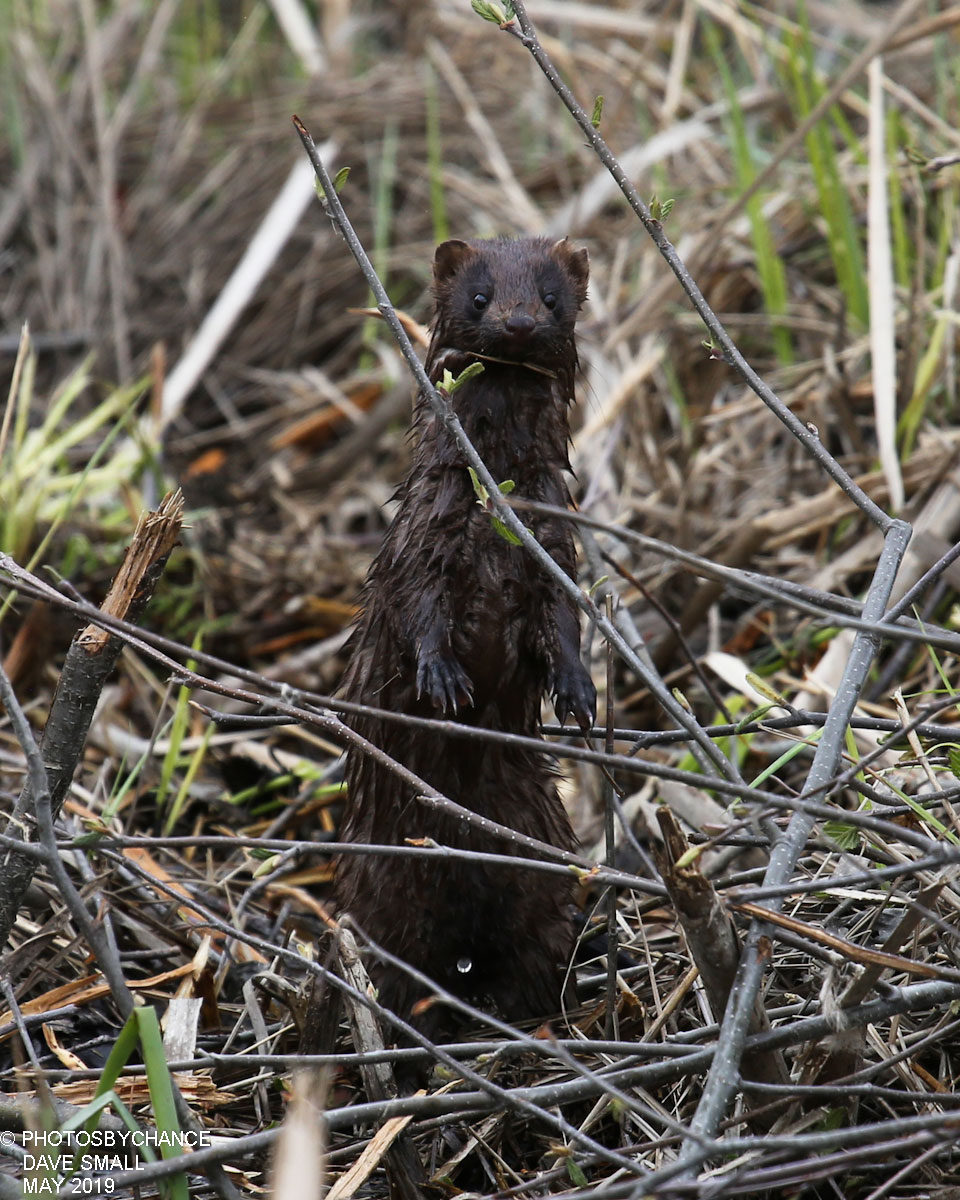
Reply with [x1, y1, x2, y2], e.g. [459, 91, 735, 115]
[336, 237, 596, 1043]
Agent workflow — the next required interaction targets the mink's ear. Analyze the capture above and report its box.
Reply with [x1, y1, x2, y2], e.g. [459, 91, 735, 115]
[551, 238, 589, 304]
[433, 239, 476, 284]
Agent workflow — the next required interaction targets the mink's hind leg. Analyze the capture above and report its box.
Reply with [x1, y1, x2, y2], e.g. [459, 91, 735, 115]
[466, 890, 576, 1030]
[487, 933, 574, 1028]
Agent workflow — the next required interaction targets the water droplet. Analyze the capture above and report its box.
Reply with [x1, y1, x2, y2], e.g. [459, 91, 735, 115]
[457, 957, 472, 974]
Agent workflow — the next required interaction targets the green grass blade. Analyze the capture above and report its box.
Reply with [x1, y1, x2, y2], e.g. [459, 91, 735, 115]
[707, 19, 793, 364]
[750, 726, 822, 788]
[12, 342, 36, 457]
[157, 680, 193, 815]
[64, 1092, 160, 1165]
[39, 354, 97, 441]
[86, 1013, 140, 1134]
[900, 315, 947, 455]
[164, 723, 214, 834]
[134, 1006, 189, 1200]
[29, 376, 142, 477]
[24, 404, 142, 569]
[784, 12, 869, 327]
[103, 730, 163, 821]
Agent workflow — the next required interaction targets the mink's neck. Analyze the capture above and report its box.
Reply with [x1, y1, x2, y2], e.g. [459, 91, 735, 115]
[418, 366, 572, 485]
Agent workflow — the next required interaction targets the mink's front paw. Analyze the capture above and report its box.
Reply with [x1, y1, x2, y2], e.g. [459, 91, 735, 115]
[551, 664, 596, 732]
[416, 650, 474, 714]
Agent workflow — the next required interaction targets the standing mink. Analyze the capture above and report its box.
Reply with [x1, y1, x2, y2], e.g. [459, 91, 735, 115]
[337, 236, 596, 1042]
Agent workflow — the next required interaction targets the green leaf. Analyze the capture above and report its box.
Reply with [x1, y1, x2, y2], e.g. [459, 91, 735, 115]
[441, 360, 484, 395]
[823, 820, 861, 851]
[72, 829, 109, 848]
[314, 165, 350, 203]
[471, 0, 507, 23]
[745, 672, 791, 707]
[492, 517, 523, 546]
[444, 364, 482, 393]
[818, 1107, 847, 1131]
[735, 703, 775, 731]
[467, 466, 488, 505]
[590, 95, 604, 128]
[468, 465, 525, 544]
[249, 845, 280, 861]
[650, 194, 675, 222]
[253, 853, 282, 877]
[567, 1158, 589, 1187]
[676, 844, 705, 869]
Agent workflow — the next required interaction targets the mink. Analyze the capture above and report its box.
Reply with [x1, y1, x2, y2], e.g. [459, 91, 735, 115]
[335, 236, 596, 1048]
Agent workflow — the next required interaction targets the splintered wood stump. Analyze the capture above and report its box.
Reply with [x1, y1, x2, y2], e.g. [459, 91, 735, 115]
[0, 491, 184, 945]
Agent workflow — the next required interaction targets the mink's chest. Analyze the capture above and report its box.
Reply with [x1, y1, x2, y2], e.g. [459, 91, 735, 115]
[445, 477, 554, 707]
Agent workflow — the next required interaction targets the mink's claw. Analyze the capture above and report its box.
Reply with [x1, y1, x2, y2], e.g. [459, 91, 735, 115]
[416, 651, 474, 714]
[551, 664, 597, 733]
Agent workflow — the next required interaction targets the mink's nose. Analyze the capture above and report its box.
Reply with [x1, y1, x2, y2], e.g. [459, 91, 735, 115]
[504, 313, 536, 338]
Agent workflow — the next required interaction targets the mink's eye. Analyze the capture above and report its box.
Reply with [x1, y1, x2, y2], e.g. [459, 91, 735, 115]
[542, 292, 557, 311]
[473, 293, 489, 311]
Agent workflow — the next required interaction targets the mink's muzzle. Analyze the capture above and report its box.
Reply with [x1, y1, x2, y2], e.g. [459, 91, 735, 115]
[503, 312, 536, 339]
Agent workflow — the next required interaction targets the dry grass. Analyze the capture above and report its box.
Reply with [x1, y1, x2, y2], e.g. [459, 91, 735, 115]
[3, 0, 960, 1196]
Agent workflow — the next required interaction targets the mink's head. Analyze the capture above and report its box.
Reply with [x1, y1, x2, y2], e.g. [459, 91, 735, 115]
[431, 236, 588, 367]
